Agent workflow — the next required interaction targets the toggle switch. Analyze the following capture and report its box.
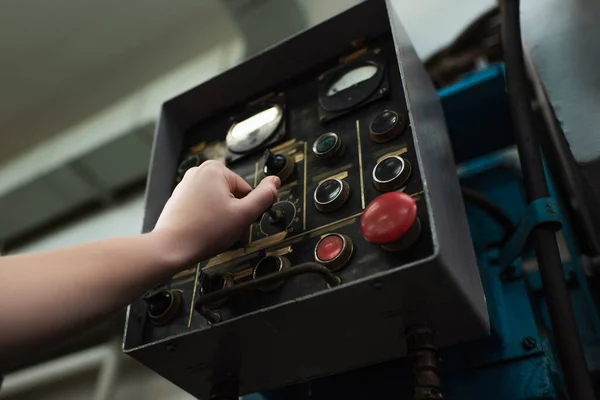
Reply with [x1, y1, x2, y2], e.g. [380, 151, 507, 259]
[263, 149, 295, 182]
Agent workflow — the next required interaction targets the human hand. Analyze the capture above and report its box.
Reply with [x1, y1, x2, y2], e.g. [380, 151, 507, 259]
[151, 160, 280, 267]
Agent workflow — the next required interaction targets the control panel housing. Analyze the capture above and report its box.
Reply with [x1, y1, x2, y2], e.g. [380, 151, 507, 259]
[123, 1, 489, 397]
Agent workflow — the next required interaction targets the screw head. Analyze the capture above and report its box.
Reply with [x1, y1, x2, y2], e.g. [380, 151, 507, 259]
[166, 343, 177, 353]
[521, 336, 537, 351]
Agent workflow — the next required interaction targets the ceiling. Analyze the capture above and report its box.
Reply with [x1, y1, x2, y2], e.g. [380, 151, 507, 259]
[0, 0, 233, 166]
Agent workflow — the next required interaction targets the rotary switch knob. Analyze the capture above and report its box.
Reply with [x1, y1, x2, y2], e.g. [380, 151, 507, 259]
[369, 110, 405, 143]
[360, 192, 421, 251]
[314, 178, 350, 212]
[263, 149, 295, 182]
[372, 155, 412, 192]
[143, 290, 182, 326]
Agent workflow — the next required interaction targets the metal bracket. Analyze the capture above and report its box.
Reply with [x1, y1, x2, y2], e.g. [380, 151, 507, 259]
[499, 197, 562, 268]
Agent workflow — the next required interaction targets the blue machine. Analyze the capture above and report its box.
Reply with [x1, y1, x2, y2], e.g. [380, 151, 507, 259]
[250, 65, 600, 399]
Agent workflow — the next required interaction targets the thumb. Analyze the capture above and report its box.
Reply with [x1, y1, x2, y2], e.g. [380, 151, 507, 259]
[237, 176, 281, 220]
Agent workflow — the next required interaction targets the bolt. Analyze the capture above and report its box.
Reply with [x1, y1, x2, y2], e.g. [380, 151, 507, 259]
[379, 88, 387, 95]
[166, 343, 177, 353]
[521, 336, 537, 351]
[319, 116, 326, 122]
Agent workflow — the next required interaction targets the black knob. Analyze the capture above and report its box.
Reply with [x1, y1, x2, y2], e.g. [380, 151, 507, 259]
[262, 149, 295, 181]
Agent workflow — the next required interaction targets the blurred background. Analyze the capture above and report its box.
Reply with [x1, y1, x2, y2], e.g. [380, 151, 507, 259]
[0, 0, 496, 398]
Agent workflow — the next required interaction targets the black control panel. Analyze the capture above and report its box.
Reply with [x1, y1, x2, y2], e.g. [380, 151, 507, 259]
[129, 39, 432, 345]
[124, 2, 487, 398]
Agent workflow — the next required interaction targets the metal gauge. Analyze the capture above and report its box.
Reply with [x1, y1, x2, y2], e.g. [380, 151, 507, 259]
[226, 105, 283, 154]
[326, 65, 378, 96]
[318, 60, 385, 113]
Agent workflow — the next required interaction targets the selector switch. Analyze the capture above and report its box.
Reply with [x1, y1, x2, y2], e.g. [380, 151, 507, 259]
[373, 155, 412, 191]
[360, 192, 421, 251]
[315, 233, 354, 271]
[369, 110, 405, 143]
[312, 132, 344, 159]
[144, 290, 182, 326]
[263, 149, 295, 182]
[314, 178, 351, 212]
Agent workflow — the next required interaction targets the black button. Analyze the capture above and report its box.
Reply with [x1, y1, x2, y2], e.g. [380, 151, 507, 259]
[375, 157, 404, 182]
[315, 179, 342, 204]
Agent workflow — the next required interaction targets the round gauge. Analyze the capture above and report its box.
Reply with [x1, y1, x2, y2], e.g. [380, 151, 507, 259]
[226, 105, 283, 154]
[318, 61, 384, 113]
[326, 65, 378, 96]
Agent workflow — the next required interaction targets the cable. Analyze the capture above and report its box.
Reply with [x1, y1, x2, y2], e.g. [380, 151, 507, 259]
[461, 187, 516, 244]
[502, 1, 596, 399]
[195, 262, 341, 323]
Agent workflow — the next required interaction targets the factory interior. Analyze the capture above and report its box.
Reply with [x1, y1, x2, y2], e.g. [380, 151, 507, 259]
[1, 0, 600, 399]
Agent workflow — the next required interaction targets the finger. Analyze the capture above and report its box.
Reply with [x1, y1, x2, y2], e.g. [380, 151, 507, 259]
[221, 167, 253, 198]
[236, 176, 281, 220]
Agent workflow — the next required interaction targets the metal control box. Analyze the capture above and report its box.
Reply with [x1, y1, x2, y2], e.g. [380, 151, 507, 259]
[123, 1, 489, 397]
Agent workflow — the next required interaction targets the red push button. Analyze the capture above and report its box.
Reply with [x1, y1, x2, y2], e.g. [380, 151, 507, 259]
[316, 235, 344, 261]
[360, 192, 420, 251]
[314, 233, 354, 271]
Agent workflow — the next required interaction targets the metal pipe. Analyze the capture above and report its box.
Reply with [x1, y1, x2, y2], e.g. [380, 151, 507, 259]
[502, 1, 596, 398]
[195, 262, 341, 321]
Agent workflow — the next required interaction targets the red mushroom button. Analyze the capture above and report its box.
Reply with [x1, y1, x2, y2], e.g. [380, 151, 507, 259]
[360, 192, 421, 251]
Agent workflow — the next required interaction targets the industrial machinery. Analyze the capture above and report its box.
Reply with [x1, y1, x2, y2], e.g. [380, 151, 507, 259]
[124, 0, 600, 399]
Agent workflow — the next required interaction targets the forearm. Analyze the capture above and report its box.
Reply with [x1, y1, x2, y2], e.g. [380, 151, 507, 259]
[0, 232, 184, 356]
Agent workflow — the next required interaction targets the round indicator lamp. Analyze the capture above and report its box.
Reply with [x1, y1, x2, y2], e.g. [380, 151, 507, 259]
[373, 155, 412, 192]
[314, 178, 351, 212]
[369, 110, 405, 143]
[313, 132, 343, 159]
[315, 233, 354, 271]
